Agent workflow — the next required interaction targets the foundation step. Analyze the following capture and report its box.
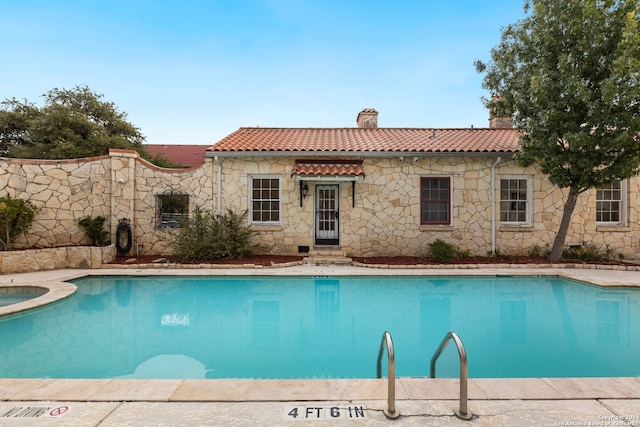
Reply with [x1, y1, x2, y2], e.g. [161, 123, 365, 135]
[304, 249, 352, 265]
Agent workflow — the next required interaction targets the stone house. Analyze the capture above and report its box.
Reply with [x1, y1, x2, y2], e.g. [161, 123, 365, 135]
[1, 108, 639, 260]
[208, 109, 640, 259]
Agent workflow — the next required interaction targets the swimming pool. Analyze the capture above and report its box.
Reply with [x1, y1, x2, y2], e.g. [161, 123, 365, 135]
[0, 275, 638, 379]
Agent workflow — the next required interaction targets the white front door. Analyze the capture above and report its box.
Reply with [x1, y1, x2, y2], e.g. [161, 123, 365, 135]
[315, 184, 339, 245]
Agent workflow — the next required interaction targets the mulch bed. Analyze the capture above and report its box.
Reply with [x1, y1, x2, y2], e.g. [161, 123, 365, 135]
[108, 255, 305, 266]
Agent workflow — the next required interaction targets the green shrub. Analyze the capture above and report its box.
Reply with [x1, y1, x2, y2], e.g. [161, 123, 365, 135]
[0, 194, 38, 251]
[429, 239, 456, 263]
[171, 207, 260, 261]
[78, 215, 110, 246]
[561, 243, 614, 262]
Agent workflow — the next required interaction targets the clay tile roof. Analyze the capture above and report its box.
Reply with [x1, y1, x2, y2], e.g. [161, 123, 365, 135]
[208, 127, 520, 154]
[291, 159, 364, 177]
[146, 144, 209, 167]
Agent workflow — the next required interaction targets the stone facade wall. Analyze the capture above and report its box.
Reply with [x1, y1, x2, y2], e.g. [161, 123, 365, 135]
[2, 151, 640, 261]
[0, 155, 112, 248]
[217, 155, 640, 258]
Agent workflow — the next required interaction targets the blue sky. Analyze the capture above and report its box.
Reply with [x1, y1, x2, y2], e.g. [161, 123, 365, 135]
[0, 1, 526, 145]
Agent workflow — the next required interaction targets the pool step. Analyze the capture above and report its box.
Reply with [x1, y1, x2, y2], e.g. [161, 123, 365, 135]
[304, 250, 352, 265]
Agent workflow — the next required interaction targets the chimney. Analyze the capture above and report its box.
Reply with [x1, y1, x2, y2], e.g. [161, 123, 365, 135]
[489, 116, 513, 129]
[357, 108, 378, 128]
[488, 96, 512, 129]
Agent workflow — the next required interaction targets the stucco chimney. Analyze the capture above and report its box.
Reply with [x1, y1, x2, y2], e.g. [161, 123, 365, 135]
[357, 108, 378, 128]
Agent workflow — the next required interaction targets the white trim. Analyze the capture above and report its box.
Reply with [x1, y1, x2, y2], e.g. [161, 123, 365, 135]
[491, 157, 503, 254]
[596, 179, 627, 227]
[499, 176, 533, 226]
[248, 175, 282, 226]
[314, 183, 341, 244]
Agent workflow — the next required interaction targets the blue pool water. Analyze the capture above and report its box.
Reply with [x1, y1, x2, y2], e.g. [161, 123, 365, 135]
[0, 294, 37, 307]
[0, 275, 638, 379]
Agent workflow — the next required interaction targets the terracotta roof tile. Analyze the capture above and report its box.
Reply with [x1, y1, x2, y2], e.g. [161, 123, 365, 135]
[146, 144, 209, 166]
[291, 159, 364, 177]
[208, 127, 520, 154]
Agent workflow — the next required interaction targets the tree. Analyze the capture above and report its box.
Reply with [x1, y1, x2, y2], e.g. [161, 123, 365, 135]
[475, 0, 640, 261]
[0, 86, 163, 162]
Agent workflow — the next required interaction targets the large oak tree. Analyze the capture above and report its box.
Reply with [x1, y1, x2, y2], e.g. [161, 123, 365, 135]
[0, 86, 179, 167]
[476, 0, 640, 261]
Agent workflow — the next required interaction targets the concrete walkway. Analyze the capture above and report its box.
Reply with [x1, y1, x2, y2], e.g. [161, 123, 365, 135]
[0, 377, 639, 425]
[1, 265, 639, 425]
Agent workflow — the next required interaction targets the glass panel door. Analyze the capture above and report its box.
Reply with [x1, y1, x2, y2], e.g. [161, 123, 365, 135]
[315, 184, 339, 245]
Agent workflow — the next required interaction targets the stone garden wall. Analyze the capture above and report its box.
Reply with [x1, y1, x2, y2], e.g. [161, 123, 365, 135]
[2, 150, 640, 265]
[0, 150, 214, 264]
[0, 245, 116, 274]
[0, 155, 112, 248]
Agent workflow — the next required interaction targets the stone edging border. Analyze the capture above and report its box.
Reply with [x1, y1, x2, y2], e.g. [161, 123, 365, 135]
[102, 260, 640, 271]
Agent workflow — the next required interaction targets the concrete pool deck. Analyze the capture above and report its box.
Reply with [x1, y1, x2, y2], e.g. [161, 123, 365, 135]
[1, 265, 639, 425]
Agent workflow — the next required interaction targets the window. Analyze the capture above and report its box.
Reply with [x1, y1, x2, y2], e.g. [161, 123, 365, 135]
[420, 177, 451, 225]
[597, 180, 625, 224]
[250, 177, 281, 224]
[500, 178, 531, 224]
[156, 192, 189, 228]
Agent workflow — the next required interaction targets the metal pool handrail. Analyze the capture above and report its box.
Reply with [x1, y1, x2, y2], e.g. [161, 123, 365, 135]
[376, 331, 400, 419]
[430, 331, 473, 420]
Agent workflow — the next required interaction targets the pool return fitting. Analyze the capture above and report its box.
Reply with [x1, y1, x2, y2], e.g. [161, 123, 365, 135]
[376, 330, 473, 421]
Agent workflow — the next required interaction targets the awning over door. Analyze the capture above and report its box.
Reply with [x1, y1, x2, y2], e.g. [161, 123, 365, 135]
[291, 159, 364, 181]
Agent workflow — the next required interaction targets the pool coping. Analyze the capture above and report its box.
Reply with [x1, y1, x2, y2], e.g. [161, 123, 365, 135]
[0, 281, 76, 317]
[0, 265, 639, 407]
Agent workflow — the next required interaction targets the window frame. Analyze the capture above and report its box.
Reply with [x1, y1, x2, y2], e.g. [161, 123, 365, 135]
[155, 192, 190, 229]
[420, 176, 452, 225]
[248, 175, 282, 225]
[499, 176, 533, 225]
[596, 179, 626, 226]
